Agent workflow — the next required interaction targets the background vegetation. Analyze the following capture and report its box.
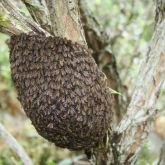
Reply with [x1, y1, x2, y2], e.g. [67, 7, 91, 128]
[0, 0, 165, 164]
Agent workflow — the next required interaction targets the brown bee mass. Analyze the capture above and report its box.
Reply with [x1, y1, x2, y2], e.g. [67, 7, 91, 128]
[9, 33, 111, 150]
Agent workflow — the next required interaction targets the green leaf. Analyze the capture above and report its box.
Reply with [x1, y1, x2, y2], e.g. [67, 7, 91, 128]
[107, 87, 122, 96]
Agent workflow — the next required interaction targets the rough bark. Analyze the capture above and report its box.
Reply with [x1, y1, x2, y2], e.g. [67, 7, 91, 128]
[21, 0, 52, 34]
[0, 0, 50, 35]
[44, 0, 86, 45]
[155, 0, 165, 25]
[21, 0, 86, 45]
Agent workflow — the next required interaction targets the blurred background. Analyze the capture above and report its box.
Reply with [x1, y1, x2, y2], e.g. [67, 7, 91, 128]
[0, 0, 165, 165]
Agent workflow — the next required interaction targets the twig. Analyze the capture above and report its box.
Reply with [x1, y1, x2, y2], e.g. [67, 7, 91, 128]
[0, 123, 33, 165]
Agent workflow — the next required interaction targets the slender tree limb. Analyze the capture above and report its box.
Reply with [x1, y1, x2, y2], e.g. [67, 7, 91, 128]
[0, 2, 30, 35]
[114, 15, 165, 165]
[0, 123, 33, 165]
[2, 0, 49, 34]
[0, 0, 50, 35]
[114, 1, 165, 163]
[21, 0, 52, 34]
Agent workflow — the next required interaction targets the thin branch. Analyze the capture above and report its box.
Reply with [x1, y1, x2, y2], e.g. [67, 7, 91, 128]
[0, 2, 30, 35]
[0, 0, 50, 35]
[21, 0, 52, 34]
[0, 123, 33, 165]
[2, 0, 49, 34]
[115, 18, 165, 164]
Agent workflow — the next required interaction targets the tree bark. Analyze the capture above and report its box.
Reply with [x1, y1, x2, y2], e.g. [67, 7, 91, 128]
[21, 0, 52, 34]
[0, 0, 49, 35]
[155, 0, 165, 25]
[21, 0, 87, 45]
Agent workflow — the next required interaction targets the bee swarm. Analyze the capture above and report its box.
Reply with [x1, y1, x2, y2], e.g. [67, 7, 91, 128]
[9, 33, 111, 150]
